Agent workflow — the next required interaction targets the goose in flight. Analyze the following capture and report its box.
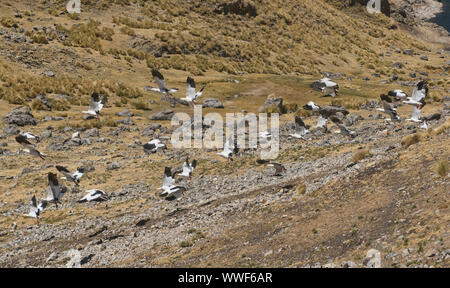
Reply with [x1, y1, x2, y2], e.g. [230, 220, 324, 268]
[179, 77, 205, 105]
[403, 81, 428, 106]
[175, 157, 197, 181]
[19, 132, 40, 143]
[303, 101, 320, 111]
[158, 167, 176, 192]
[289, 116, 309, 139]
[267, 162, 287, 176]
[388, 89, 408, 100]
[148, 69, 179, 95]
[377, 95, 400, 122]
[45, 172, 67, 207]
[82, 92, 107, 119]
[25, 195, 47, 222]
[161, 185, 186, 201]
[158, 167, 186, 200]
[143, 139, 166, 154]
[217, 138, 239, 161]
[56, 166, 84, 186]
[15, 135, 46, 160]
[78, 190, 109, 203]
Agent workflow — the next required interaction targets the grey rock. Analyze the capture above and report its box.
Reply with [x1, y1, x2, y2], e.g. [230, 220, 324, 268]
[149, 110, 174, 121]
[4, 106, 37, 126]
[202, 98, 224, 109]
[3, 125, 19, 135]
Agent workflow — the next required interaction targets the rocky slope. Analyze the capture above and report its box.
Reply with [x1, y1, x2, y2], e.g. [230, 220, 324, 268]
[0, 0, 448, 267]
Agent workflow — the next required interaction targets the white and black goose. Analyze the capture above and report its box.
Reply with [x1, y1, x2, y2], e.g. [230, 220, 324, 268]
[180, 76, 205, 105]
[56, 166, 84, 186]
[20, 132, 40, 143]
[158, 167, 176, 193]
[82, 92, 107, 119]
[148, 69, 179, 95]
[217, 138, 239, 161]
[289, 116, 309, 139]
[78, 190, 109, 203]
[388, 89, 408, 100]
[45, 172, 67, 207]
[15, 135, 46, 160]
[25, 195, 47, 221]
[143, 139, 167, 154]
[303, 101, 320, 111]
[403, 81, 428, 106]
[159, 167, 186, 200]
[176, 157, 197, 181]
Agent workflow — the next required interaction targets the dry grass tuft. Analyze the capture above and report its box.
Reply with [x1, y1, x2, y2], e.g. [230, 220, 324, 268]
[352, 149, 371, 163]
[436, 160, 449, 177]
[401, 133, 422, 148]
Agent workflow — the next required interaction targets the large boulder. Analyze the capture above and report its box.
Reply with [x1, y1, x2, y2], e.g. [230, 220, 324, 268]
[4, 106, 37, 126]
[202, 98, 224, 109]
[148, 110, 174, 121]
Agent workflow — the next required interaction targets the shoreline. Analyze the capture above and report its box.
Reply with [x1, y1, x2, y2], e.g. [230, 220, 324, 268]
[391, 0, 449, 46]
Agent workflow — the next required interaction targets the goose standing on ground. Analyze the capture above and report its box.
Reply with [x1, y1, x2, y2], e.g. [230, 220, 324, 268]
[377, 95, 400, 123]
[25, 195, 47, 222]
[45, 172, 67, 207]
[403, 81, 428, 106]
[56, 166, 84, 186]
[149, 69, 179, 95]
[176, 157, 197, 181]
[78, 190, 109, 203]
[217, 138, 239, 161]
[267, 162, 287, 176]
[19, 132, 40, 143]
[303, 101, 320, 111]
[15, 135, 46, 160]
[289, 116, 309, 139]
[143, 139, 167, 154]
[82, 92, 107, 119]
[179, 76, 205, 106]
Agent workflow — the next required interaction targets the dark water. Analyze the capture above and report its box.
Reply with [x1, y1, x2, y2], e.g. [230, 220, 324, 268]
[430, 0, 450, 31]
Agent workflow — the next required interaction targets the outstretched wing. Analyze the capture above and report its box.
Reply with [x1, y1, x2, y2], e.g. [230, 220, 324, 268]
[152, 69, 168, 92]
[89, 93, 100, 112]
[186, 77, 196, 101]
[162, 167, 175, 188]
[97, 96, 107, 112]
[411, 81, 427, 102]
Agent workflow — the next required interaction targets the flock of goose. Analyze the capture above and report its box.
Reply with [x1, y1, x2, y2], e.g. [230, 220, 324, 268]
[15, 70, 432, 224]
